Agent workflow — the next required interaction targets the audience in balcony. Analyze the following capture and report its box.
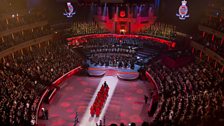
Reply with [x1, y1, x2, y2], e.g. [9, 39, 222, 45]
[148, 59, 224, 126]
[199, 14, 224, 57]
[201, 16, 224, 33]
[0, 25, 52, 52]
[195, 32, 224, 58]
[0, 40, 83, 125]
[0, 13, 45, 32]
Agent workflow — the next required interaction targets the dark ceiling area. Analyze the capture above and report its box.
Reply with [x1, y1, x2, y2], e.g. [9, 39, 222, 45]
[0, 0, 212, 35]
[158, 0, 209, 34]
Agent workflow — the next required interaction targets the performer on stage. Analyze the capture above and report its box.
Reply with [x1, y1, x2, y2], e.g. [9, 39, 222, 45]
[104, 81, 108, 88]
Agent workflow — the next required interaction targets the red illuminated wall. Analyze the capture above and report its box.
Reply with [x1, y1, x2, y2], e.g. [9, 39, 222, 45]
[95, 6, 157, 34]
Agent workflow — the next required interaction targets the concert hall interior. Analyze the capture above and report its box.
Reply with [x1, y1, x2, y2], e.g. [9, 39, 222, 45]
[0, 0, 224, 126]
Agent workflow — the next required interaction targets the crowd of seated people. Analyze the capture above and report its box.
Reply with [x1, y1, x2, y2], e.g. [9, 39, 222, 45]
[79, 37, 142, 68]
[72, 21, 109, 35]
[0, 40, 83, 125]
[194, 32, 224, 57]
[0, 12, 46, 32]
[194, 7, 224, 58]
[0, 25, 52, 51]
[89, 47, 136, 68]
[140, 22, 176, 40]
[148, 60, 224, 126]
[0, 67, 40, 125]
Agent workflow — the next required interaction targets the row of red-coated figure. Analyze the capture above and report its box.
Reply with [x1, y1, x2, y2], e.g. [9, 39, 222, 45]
[90, 81, 109, 117]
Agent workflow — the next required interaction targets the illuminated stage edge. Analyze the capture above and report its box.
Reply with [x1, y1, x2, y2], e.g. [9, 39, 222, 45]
[67, 34, 176, 48]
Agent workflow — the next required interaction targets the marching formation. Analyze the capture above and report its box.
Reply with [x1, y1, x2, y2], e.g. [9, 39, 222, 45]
[90, 81, 109, 117]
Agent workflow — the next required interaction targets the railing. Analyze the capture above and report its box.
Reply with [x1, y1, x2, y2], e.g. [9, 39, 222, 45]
[198, 25, 224, 39]
[191, 41, 224, 66]
[67, 33, 176, 48]
[35, 66, 82, 125]
[145, 71, 160, 116]
[35, 89, 49, 124]
[145, 71, 159, 100]
[0, 34, 54, 58]
[0, 21, 48, 37]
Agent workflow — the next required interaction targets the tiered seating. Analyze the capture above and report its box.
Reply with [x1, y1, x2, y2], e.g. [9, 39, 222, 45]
[0, 13, 45, 32]
[12, 41, 83, 84]
[72, 21, 109, 35]
[148, 60, 224, 126]
[0, 11, 49, 52]
[90, 82, 109, 117]
[0, 40, 83, 125]
[140, 22, 176, 40]
[196, 33, 224, 57]
[201, 16, 224, 32]
[80, 37, 140, 68]
[0, 68, 40, 125]
[196, 12, 224, 57]
[0, 25, 52, 51]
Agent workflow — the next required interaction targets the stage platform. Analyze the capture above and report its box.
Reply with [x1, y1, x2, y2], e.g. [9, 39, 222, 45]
[87, 67, 139, 80]
[117, 71, 139, 80]
[88, 67, 106, 77]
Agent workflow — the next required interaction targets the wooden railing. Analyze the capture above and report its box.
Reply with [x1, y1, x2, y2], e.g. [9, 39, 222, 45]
[0, 21, 48, 38]
[191, 41, 224, 66]
[35, 66, 82, 124]
[198, 25, 224, 39]
[0, 34, 54, 58]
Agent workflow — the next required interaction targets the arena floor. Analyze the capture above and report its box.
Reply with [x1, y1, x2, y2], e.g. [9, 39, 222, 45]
[38, 69, 153, 126]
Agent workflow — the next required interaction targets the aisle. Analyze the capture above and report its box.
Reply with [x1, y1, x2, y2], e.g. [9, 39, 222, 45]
[38, 74, 151, 126]
[79, 76, 118, 126]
